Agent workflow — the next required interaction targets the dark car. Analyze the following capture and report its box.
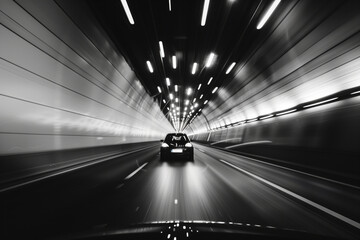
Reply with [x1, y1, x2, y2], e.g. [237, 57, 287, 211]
[160, 133, 194, 161]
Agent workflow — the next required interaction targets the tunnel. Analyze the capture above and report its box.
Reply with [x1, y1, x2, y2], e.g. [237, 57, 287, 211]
[0, 0, 360, 239]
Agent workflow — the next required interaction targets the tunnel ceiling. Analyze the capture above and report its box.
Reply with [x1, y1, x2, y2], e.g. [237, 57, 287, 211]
[85, 0, 359, 134]
[85, 0, 290, 131]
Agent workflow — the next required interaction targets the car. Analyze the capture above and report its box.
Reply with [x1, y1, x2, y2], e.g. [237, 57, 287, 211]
[160, 133, 194, 161]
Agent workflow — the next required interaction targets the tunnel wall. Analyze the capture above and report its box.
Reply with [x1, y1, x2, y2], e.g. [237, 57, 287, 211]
[187, 1, 360, 181]
[190, 98, 360, 182]
[0, 0, 173, 155]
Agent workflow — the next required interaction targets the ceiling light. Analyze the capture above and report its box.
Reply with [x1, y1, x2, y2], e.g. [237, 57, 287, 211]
[184, 107, 188, 111]
[185, 99, 189, 105]
[172, 55, 177, 69]
[201, 0, 210, 26]
[171, 103, 174, 108]
[146, 61, 153, 73]
[226, 62, 236, 74]
[176, 107, 180, 110]
[194, 103, 199, 108]
[199, 108, 202, 112]
[303, 97, 338, 108]
[191, 62, 198, 74]
[191, 106, 194, 110]
[175, 97, 179, 102]
[276, 109, 296, 116]
[204, 100, 208, 104]
[198, 84, 202, 90]
[256, 0, 281, 30]
[166, 77, 170, 86]
[205, 52, 215, 67]
[207, 77, 213, 85]
[163, 99, 166, 104]
[193, 98, 197, 103]
[167, 107, 170, 110]
[200, 94, 203, 99]
[169, 93, 174, 100]
[175, 85, 178, 92]
[212, 87, 218, 93]
[159, 41, 165, 58]
[186, 87, 192, 95]
[120, 0, 135, 25]
[157, 86, 162, 93]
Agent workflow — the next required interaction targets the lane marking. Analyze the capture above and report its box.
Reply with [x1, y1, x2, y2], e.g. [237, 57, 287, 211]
[0, 145, 157, 193]
[219, 159, 360, 230]
[197, 148, 205, 153]
[124, 162, 148, 180]
[208, 145, 360, 190]
[116, 183, 124, 189]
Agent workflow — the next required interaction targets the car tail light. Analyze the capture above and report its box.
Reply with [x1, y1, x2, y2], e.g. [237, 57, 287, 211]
[161, 143, 169, 148]
[185, 143, 193, 147]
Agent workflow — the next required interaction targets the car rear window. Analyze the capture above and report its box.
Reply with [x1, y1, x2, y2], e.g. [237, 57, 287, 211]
[165, 134, 189, 144]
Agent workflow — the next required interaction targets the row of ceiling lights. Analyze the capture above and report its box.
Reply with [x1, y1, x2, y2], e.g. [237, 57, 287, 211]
[119, 0, 282, 131]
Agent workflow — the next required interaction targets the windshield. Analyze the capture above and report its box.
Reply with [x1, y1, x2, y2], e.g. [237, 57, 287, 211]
[165, 134, 190, 144]
[1, 0, 359, 239]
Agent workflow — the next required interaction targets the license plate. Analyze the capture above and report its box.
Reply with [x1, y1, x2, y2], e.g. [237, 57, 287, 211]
[171, 149, 183, 153]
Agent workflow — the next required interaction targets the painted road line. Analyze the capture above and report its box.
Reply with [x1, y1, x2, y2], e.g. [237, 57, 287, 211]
[220, 159, 360, 230]
[124, 162, 148, 180]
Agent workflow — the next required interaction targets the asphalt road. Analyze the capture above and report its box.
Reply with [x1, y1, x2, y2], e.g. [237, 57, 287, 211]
[1, 143, 359, 239]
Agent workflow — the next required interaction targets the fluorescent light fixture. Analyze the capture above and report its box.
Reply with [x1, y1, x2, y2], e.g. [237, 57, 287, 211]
[199, 108, 202, 112]
[198, 84, 202, 90]
[159, 41, 165, 58]
[205, 52, 215, 67]
[191, 62, 198, 74]
[157, 86, 162, 93]
[120, 0, 135, 25]
[177, 112, 180, 115]
[168, 0, 172, 11]
[190, 106, 194, 110]
[146, 61, 153, 73]
[194, 103, 199, 108]
[169, 93, 174, 100]
[193, 98, 197, 103]
[207, 77, 213, 85]
[212, 87, 218, 93]
[176, 107, 180, 110]
[167, 107, 170, 110]
[175, 97, 179, 102]
[163, 99, 166, 104]
[247, 118, 257, 123]
[226, 62, 236, 74]
[259, 114, 273, 120]
[172, 55, 177, 69]
[256, 0, 281, 30]
[276, 109, 296, 116]
[303, 97, 338, 108]
[184, 107, 188, 111]
[166, 77, 170, 86]
[351, 90, 360, 95]
[201, 0, 210, 26]
[185, 99, 189, 105]
[171, 103, 174, 108]
[200, 94, 203, 99]
[186, 87, 192, 95]
[204, 100, 208, 104]
[175, 85, 178, 92]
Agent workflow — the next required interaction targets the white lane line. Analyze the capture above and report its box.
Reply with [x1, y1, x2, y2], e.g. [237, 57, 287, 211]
[197, 148, 205, 153]
[219, 159, 360, 230]
[212, 146, 360, 189]
[124, 162, 148, 180]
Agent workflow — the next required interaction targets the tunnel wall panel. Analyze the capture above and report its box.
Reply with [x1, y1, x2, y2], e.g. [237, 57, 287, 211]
[0, 0, 173, 155]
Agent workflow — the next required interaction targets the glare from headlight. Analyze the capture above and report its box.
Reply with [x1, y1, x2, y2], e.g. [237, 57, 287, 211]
[161, 143, 169, 148]
[185, 143, 193, 147]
